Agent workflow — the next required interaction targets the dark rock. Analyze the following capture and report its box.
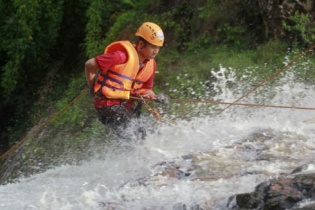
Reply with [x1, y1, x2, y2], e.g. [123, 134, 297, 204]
[173, 203, 203, 210]
[291, 202, 315, 210]
[227, 173, 315, 210]
[258, 0, 315, 39]
[291, 163, 315, 175]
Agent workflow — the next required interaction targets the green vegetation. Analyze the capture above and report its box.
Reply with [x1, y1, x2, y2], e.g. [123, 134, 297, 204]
[283, 11, 315, 46]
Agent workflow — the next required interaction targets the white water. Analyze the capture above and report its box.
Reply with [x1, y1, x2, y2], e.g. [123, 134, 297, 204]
[1, 65, 315, 209]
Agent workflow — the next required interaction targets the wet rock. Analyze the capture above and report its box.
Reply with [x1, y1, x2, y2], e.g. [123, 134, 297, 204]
[291, 163, 315, 175]
[173, 203, 203, 210]
[227, 167, 315, 210]
[122, 129, 288, 188]
[292, 202, 315, 210]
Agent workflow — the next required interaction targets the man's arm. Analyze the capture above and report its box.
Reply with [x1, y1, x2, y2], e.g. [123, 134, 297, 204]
[85, 51, 128, 88]
[85, 58, 99, 88]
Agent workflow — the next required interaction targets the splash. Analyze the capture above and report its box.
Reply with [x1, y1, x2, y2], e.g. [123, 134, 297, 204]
[1, 61, 315, 209]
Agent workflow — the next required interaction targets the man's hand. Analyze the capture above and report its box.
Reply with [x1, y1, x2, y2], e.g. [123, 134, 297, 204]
[135, 89, 157, 100]
[85, 58, 98, 88]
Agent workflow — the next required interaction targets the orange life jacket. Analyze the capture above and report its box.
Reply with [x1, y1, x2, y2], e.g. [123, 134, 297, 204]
[93, 41, 154, 99]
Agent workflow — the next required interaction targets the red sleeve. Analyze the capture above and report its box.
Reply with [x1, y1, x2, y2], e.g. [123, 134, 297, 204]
[141, 60, 156, 90]
[94, 50, 127, 73]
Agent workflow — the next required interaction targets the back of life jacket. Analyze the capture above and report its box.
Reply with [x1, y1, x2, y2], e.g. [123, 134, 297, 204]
[93, 41, 154, 100]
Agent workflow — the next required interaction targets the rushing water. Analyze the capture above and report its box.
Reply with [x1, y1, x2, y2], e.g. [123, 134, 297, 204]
[1, 64, 315, 210]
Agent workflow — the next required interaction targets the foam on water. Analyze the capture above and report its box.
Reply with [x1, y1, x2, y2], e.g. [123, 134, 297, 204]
[1, 64, 315, 209]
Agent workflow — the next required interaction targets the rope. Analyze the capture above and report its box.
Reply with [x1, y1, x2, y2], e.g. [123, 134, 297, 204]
[217, 43, 315, 114]
[2, 91, 314, 160]
[170, 98, 315, 111]
[131, 96, 315, 111]
[130, 97, 315, 111]
[0, 93, 174, 160]
[3, 42, 315, 160]
[132, 96, 176, 125]
[0, 89, 88, 160]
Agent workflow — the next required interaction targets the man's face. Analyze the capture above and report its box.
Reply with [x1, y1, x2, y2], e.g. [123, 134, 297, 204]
[141, 42, 161, 60]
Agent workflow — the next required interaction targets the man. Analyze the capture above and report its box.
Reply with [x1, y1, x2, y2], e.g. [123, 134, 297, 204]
[85, 22, 168, 134]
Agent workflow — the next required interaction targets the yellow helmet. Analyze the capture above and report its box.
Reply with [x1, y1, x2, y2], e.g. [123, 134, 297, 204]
[135, 22, 164, 47]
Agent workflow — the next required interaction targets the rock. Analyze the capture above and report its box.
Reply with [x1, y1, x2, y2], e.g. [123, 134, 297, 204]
[227, 171, 315, 209]
[258, 0, 315, 39]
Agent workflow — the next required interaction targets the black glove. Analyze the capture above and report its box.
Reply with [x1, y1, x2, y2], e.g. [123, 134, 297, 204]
[156, 93, 170, 104]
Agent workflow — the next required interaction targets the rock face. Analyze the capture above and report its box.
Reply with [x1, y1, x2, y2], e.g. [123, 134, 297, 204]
[258, 0, 315, 39]
[118, 130, 315, 210]
[227, 164, 315, 210]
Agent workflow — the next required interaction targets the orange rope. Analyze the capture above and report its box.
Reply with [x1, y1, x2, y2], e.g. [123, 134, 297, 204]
[142, 102, 162, 120]
[170, 98, 315, 111]
[0, 89, 88, 160]
[131, 96, 315, 111]
[217, 43, 315, 114]
[131, 96, 176, 125]
[142, 101, 177, 125]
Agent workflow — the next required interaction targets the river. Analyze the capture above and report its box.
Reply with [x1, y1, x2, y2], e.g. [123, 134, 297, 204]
[1, 65, 315, 209]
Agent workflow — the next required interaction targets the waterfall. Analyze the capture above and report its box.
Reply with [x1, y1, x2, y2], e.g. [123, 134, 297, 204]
[1, 63, 315, 210]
